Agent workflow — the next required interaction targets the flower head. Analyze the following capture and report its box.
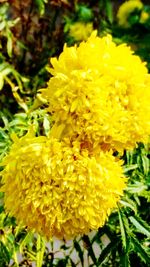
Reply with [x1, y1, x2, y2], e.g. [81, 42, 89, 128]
[117, 0, 143, 28]
[41, 32, 150, 152]
[1, 133, 126, 239]
[69, 22, 93, 41]
[140, 11, 149, 23]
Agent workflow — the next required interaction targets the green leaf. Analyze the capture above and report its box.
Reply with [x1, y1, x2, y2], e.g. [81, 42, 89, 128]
[130, 236, 150, 264]
[82, 235, 97, 264]
[6, 31, 13, 57]
[127, 182, 147, 194]
[76, 4, 93, 22]
[36, 235, 45, 267]
[43, 115, 50, 136]
[120, 252, 131, 267]
[0, 21, 5, 31]
[141, 155, 149, 175]
[105, 0, 113, 23]
[69, 259, 77, 267]
[74, 240, 84, 266]
[34, 0, 48, 15]
[0, 241, 10, 266]
[118, 210, 127, 250]
[19, 231, 34, 253]
[129, 216, 150, 238]
[97, 238, 120, 266]
[119, 199, 137, 213]
[0, 74, 4, 90]
[123, 164, 138, 173]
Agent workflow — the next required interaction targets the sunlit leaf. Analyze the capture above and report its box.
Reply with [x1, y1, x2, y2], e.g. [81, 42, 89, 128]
[129, 216, 150, 238]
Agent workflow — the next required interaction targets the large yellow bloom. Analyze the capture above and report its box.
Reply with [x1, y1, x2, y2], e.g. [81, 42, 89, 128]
[41, 32, 150, 152]
[117, 0, 143, 28]
[1, 133, 126, 239]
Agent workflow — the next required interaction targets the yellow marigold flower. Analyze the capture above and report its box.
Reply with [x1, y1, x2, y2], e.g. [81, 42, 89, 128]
[140, 11, 149, 23]
[41, 32, 150, 152]
[117, 0, 143, 28]
[69, 22, 93, 41]
[1, 133, 126, 239]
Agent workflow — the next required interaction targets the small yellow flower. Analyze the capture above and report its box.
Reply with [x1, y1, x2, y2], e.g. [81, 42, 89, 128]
[140, 11, 149, 23]
[1, 133, 126, 239]
[117, 0, 143, 28]
[69, 22, 93, 41]
[41, 32, 150, 152]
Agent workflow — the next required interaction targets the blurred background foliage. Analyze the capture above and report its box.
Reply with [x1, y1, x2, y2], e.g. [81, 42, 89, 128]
[0, 0, 150, 266]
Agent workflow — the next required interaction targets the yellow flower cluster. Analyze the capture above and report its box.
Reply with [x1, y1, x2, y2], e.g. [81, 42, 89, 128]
[69, 22, 93, 41]
[3, 31, 150, 239]
[117, 0, 148, 28]
[41, 32, 150, 152]
[1, 133, 126, 239]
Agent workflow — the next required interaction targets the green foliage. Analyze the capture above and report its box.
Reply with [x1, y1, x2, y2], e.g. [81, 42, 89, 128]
[75, 4, 93, 22]
[0, 3, 19, 58]
[35, 0, 48, 15]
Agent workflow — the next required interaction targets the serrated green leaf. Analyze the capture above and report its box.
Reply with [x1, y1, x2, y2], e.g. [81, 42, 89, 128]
[119, 199, 137, 213]
[129, 216, 150, 238]
[130, 236, 150, 264]
[127, 182, 147, 194]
